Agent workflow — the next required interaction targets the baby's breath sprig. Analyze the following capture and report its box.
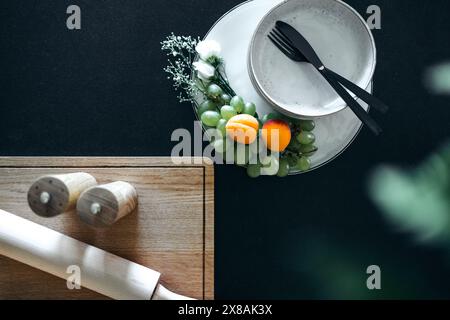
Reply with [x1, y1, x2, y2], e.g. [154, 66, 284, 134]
[162, 34, 236, 104]
[161, 34, 202, 104]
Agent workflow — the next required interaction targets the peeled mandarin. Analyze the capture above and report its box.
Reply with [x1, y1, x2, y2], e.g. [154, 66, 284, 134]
[225, 114, 259, 145]
[261, 119, 292, 152]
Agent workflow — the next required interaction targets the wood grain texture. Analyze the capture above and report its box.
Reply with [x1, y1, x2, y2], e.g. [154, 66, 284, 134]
[77, 181, 138, 227]
[0, 157, 214, 300]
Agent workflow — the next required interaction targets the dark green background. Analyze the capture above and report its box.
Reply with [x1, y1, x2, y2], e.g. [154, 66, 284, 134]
[1, 0, 449, 299]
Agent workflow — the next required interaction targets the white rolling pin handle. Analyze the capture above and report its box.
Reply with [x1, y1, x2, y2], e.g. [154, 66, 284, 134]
[0, 209, 160, 300]
[152, 284, 196, 300]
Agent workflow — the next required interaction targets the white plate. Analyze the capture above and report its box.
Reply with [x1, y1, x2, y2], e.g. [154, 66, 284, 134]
[249, 0, 376, 118]
[200, 0, 371, 173]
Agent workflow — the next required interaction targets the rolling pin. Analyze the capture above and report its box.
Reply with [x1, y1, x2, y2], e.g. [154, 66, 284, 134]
[77, 181, 138, 227]
[28, 173, 97, 217]
[0, 209, 193, 300]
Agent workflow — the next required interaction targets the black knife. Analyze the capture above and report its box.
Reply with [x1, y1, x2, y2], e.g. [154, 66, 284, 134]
[276, 21, 382, 135]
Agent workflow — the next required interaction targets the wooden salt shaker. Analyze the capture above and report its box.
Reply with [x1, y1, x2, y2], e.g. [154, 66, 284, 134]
[76, 181, 138, 227]
[28, 172, 98, 217]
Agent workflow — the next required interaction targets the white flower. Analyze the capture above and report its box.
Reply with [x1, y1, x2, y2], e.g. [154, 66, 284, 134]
[193, 60, 216, 81]
[195, 40, 221, 61]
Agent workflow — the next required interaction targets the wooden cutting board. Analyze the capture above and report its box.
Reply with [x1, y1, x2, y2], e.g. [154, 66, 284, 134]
[0, 157, 214, 300]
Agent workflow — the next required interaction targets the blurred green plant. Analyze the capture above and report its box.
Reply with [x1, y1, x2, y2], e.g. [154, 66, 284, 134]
[425, 63, 450, 95]
[369, 143, 450, 242]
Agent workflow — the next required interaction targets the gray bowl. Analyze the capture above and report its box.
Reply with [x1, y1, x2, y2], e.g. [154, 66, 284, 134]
[249, 0, 376, 119]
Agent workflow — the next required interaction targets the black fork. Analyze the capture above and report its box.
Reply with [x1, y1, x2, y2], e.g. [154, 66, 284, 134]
[268, 28, 389, 114]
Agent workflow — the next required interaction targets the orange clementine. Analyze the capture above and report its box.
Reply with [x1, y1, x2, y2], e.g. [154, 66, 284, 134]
[262, 119, 292, 152]
[226, 114, 259, 145]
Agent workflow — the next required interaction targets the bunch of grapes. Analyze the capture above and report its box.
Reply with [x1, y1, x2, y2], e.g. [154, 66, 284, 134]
[198, 82, 317, 177]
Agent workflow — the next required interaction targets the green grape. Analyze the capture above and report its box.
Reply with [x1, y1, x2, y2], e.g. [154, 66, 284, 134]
[300, 144, 318, 156]
[201, 110, 221, 127]
[197, 100, 216, 116]
[247, 164, 261, 178]
[262, 112, 278, 123]
[299, 120, 315, 131]
[283, 118, 294, 127]
[230, 96, 245, 113]
[207, 84, 223, 98]
[220, 94, 231, 105]
[296, 156, 311, 171]
[220, 105, 237, 120]
[296, 131, 316, 145]
[277, 158, 290, 177]
[213, 139, 226, 154]
[287, 137, 302, 152]
[243, 102, 256, 116]
[286, 154, 298, 167]
[216, 119, 227, 138]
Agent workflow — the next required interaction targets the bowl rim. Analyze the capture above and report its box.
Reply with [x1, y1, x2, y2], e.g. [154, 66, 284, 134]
[248, 0, 377, 119]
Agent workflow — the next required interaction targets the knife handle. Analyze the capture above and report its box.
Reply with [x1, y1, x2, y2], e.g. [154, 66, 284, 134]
[325, 68, 389, 114]
[321, 69, 382, 136]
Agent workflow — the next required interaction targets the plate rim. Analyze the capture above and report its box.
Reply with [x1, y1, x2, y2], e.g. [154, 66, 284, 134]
[195, 0, 371, 175]
[248, 0, 377, 118]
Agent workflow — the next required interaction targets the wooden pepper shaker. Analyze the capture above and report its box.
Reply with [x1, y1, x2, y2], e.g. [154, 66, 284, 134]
[27, 172, 98, 217]
[76, 181, 138, 227]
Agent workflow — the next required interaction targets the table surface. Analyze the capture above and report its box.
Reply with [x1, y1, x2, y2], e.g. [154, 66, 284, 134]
[0, 157, 214, 300]
[0, 0, 449, 299]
